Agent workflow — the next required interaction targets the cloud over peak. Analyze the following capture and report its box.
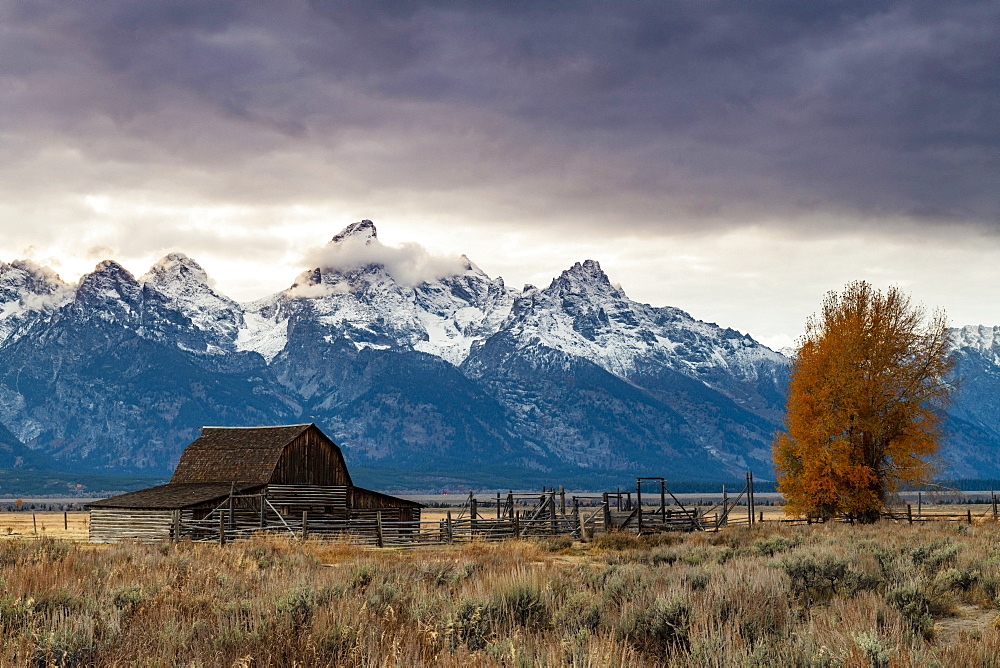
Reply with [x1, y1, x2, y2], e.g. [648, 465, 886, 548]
[302, 220, 471, 287]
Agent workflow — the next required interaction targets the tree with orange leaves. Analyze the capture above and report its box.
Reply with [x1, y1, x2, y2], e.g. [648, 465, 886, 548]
[774, 281, 954, 523]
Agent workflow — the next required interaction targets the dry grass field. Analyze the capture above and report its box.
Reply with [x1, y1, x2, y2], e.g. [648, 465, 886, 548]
[4, 515, 1000, 665]
[0, 511, 90, 540]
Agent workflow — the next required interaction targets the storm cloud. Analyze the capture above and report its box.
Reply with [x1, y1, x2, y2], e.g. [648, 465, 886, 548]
[4, 2, 997, 227]
[0, 1, 998, 344]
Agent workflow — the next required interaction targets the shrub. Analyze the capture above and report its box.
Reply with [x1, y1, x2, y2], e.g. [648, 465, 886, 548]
[934, 567, 979, 593]
[275, 585, 317, 625]
[639, 532, 682, 548]
[490, 578, 548, 628]
[445, 599, 492, 650]
[885, 586, 933, 638]
[684, 570, 711, 591]
[594, 532, 642, 551]
[777, 552, 852, 604]
[910, 541, 959, 572]
[749, 534, 801, 557]
[319, 622, 359, 663]
[0, 595, 33, 633]
[616, 595, 691, 655]
[852, 631, 895, 668]
[112, 584, 147, 613]
[553, 591, 602, 632]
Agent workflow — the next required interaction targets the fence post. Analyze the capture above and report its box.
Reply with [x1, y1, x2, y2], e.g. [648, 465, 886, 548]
[497, 492, 502, 519]
[507, 491, 513, 518]
[722, 484, 728, 527]
[746, 473, 752, 526]
[918, 492, 922, 517]
[560, 486, 566, 516]
[968, 509, 972, 525]
[602, 493, 612, 531]
[993, 491, 997, 521]
[660, 480, 666, 524]
[446, 511, 454, 543]
[637, 506, 643, 534]
[907, 504, 913, 524]
[513, 512, 520, 539]
[376, 511, 384, 548]
[32, 513, 37, 535]
[749, 471, 755, 527]
[64, 511, 68, 531]
[636, 479, 643, 520]
[576, 505, 588, 542]
[470, 498, 478, 536]
[171, 510, 181, 542]
[219, 510, 226, 545]
[549, 493, 557, 535]
[301, 510, 309, 540]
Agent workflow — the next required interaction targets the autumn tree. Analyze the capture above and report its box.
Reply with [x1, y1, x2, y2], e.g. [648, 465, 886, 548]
[774, 281, 954, 523]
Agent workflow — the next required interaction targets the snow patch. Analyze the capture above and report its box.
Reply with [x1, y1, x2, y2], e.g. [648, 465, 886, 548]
[236, 312, 288, 362]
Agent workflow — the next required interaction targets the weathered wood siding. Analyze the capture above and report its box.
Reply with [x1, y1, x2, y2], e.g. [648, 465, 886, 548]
[89, 508, 175, 543]
[351, 487, 422, 522]
[348, 507, 421, 522]
[267, 484, 349, 508]
[270, 428, 351, 486]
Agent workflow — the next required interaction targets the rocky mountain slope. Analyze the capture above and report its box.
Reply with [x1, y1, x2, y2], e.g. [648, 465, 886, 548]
[0, 220, 997, 485]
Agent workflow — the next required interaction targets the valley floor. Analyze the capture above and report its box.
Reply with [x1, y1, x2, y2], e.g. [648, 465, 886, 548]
[3, 517, 1000, 665]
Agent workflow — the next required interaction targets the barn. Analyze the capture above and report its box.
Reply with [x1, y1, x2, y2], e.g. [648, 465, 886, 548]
[88, 423, 422, 543]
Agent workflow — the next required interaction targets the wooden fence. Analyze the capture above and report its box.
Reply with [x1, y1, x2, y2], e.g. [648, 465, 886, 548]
[169, 476, 764, 546]
[77, 475, 1000, 546]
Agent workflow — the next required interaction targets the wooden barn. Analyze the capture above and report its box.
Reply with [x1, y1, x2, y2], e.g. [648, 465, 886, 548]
[88, 424, 422, 543]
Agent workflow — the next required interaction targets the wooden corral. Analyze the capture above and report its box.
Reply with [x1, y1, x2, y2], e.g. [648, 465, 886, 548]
[87, 424, 421, 543]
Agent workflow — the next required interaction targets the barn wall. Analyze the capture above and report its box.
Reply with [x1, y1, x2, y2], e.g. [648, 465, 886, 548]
[270, 428, 351, 486]
[350, 487, 422, 522]
[89, 508, 174, 543]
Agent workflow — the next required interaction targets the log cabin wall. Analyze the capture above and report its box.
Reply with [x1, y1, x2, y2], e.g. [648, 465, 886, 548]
[350, 486, 422, 522]
[89, 508, 174, 543]
[270, 428, 351, 486]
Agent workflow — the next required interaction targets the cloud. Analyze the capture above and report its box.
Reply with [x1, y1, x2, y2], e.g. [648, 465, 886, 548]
[0, 1, 995, 246]
[302, 230, 469, 287]
[86, 245, 117, 260]
[0, 1, 998, 342]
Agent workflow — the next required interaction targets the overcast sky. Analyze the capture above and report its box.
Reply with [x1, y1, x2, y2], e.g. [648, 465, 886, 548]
[2, 1, 998, 349]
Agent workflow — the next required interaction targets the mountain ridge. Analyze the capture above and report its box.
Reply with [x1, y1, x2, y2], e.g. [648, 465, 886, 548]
[0, 220, 997, 484]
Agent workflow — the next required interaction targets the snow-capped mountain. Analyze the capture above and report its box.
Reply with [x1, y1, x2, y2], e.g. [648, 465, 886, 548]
[141, 252, 246, 353]
[466, 259, 788, 417]
[0, 260, 73, 344]
[0, 220, 998, 485]
[241, 220, 515, 365]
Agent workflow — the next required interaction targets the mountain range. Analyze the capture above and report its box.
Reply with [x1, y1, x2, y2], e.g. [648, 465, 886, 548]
[0, 220, 998, 487]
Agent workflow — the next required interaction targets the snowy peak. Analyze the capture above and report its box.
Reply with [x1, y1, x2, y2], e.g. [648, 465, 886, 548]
[142, 252, 210, 287]
[490, 258, 787, 386]
[949, 325, 1000, 368]
[0, 259, 67, 297]
[951, 325, 1000, 352]
[140, 254, 245, 351]
[0, 260, 74, 344]
[238, 220, 519, 365]
[77, 260, 141, 303]
[332, 219, 377, 244]
[548, 260, 625, 297]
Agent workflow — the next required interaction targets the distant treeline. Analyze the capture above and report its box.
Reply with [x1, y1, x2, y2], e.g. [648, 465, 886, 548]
[0, 469, 168, 498]
[3, 465, 1000, 499]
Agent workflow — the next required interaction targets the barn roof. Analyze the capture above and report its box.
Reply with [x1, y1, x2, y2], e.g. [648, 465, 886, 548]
[88, 482, 261, 510]
[170, 423, 350, 485]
